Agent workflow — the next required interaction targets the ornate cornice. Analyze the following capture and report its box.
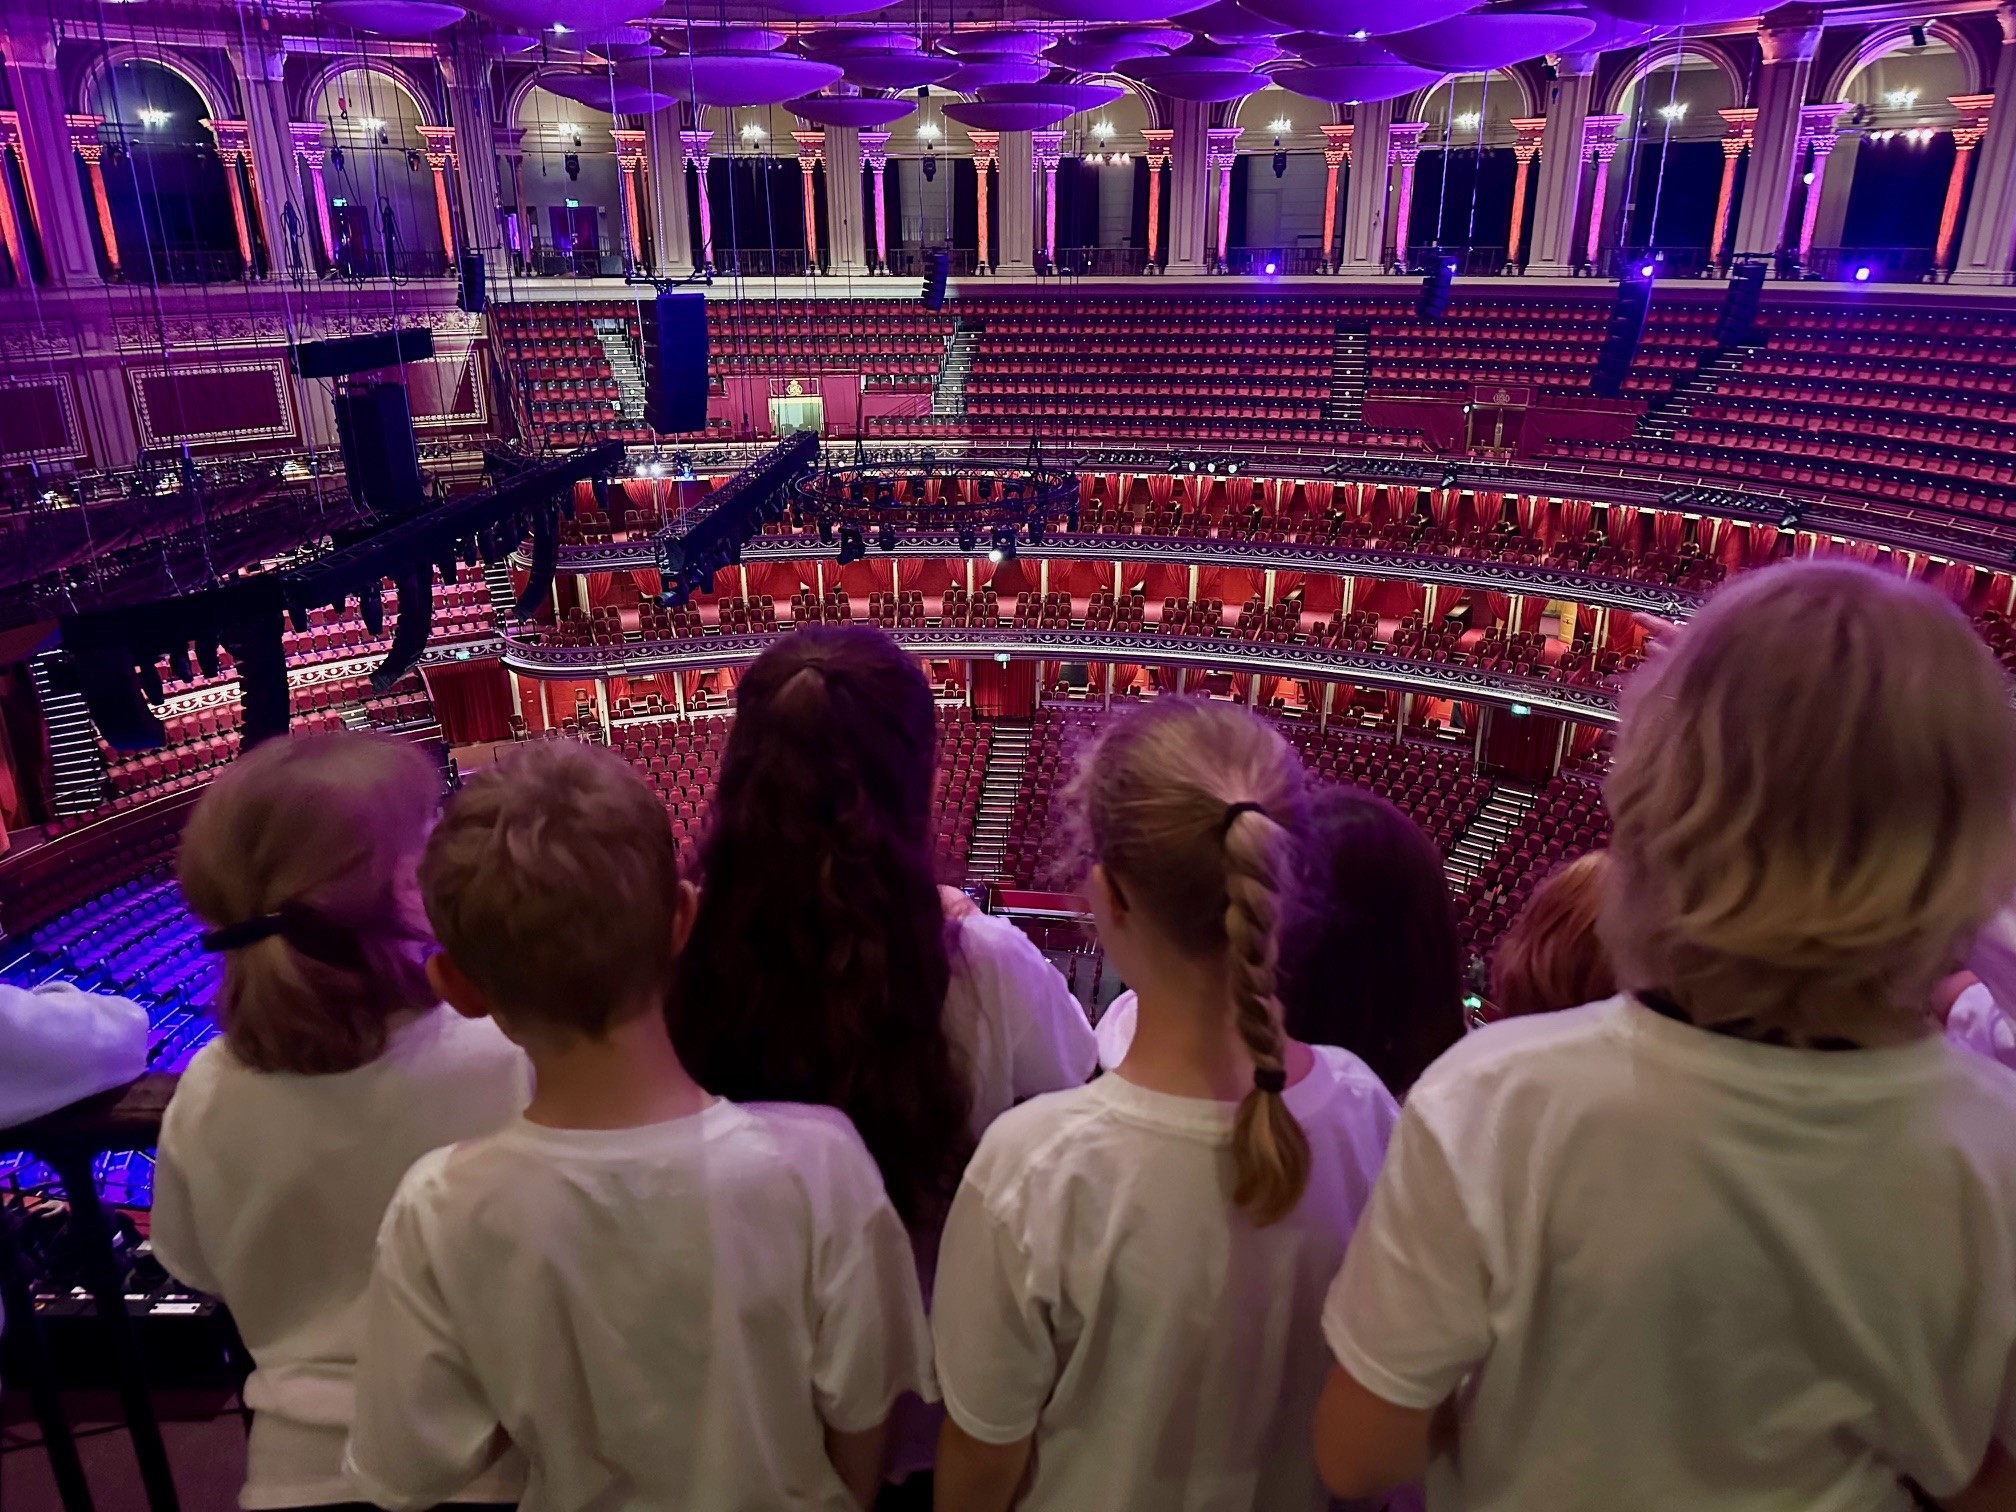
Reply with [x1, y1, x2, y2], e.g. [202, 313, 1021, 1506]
[500, 625, 1624, 724]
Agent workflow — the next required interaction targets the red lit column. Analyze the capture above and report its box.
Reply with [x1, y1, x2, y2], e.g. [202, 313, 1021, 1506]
[1208, 125, 1241, 269]
[1939, 94, 1993, 273]
[1710, 108, 1756, 267]
[66, 114, 118, 277]
[1581, 116, 1623, 270]
[0, 113, 32, 281]
[1793, 106, 1847, 268]
[1387, 122, 1427, 268]
[419, 124, 459, 269]
[681, 129, 715, 272]
[1319, 123, 1352, 272]
[859, 130, 891, 271]
[1731, 14, 1823, 260]
[970, 130, 999, 272]
[1033, 128, 1064, 262]
[1142, 127, 1172, 270]
[291, 121, 335, 271]
[611, 127, 647, 269]
[793, 129, 824, 273]
[1505, 116, 1545, 270]
[1528, 51, 1595, 274]
[202, 118, 258, 271]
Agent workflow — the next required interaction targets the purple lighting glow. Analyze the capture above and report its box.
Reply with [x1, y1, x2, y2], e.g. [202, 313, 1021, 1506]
[1264, 260, 1277, 274]
[1854, 265, 1873, 282]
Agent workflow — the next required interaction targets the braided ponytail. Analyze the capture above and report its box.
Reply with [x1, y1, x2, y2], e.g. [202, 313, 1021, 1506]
[1224, 808, 1312, 1225]
[1074, 699, 1311, 1227]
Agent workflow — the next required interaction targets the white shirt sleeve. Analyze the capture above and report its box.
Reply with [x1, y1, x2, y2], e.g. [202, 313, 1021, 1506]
[345, 1156, 509, 1512]
[1946, 985, 2016, 1074]
[0, 983, 149, 1130]
[148, 1097, 221, 1297]
[1321, 1099, 1493, 1411]
[983, 919, 1097, 1099]
[1094, 991, 1138, 1073]
[1968, 907, 2016, 1028]
[805, 1119, 936, 1433]
[931, 1174, 1055, 1445]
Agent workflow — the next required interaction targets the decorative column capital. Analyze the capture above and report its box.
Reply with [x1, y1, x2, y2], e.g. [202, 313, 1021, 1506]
[1757, 14, 1825, 65]
[1582, 113, 1624, 162]
[1549, 50, 1597, 79]
[1718, 106, 1759, 153]
[1140, 127, 1173, 168]
[289, 120, 329, 163]
[0, 111, 22, 153]
[1797, 102, 1849, 154]
[968, 129, 1000, 169]
[1950, 92, 1996, 146]
[792, 128, 825, 167]
[1206, 125, 1242, 171]
[201, 117, 254, 162]
[1320, 122, 1353, 167]
[610, 127, 647, 172]
[1032, 128, 1066, 170]
[1387, 121, 1428, 167]
[418, 124, 458, 169]
[679, 128, 714, 165]
[858, 129, 891, 170]
[65, 113, 105, 161]
[1511, 115, 1546, 162]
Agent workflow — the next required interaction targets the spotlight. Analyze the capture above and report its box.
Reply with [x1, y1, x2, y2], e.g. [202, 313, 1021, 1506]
[837, 524, 866, 564]
[878, 521, 898, 552]
[1027, 514, 1044, 545]
[1853, 264, 1872, 282]
[818, 515, 835, 544]
[957, 525, 978, 553]
[989, 525, 1016, 564]
[1264, 260, 1278, 274]
[1911, 22, 1928, 45]
[1640, 262, 1656, 278]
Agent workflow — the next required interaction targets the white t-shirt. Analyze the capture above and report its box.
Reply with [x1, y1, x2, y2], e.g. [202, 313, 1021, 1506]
[1948, 984, 2016, 1072]
[345, 1100, 935, 1512]
[943, 911, 1098, 1137]
[0, 982, 149, 1127]
[1323, 994, 2016, 1512]
[933, 1046, 1399, 1512]
[150, 1007, 530, 1509]
[1095, 990, 1139, 1072]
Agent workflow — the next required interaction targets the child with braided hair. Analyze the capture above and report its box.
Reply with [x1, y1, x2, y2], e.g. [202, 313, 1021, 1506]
[931, 699, 1398, 1512]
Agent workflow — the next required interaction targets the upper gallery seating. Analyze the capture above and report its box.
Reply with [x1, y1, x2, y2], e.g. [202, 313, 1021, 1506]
[1459, 774, 1610, 964]
[1365, 301, 1718, 399]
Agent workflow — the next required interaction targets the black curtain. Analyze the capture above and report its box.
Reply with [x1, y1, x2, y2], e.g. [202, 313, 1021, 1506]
[710, 156, 805, 255]
[1622, 141, 1722, 251]
[102, 137, 241, 282]
[1130, 155, 1150, 253]
[1412, 147, 1515, 249]
[1229, 155, 1250, 252]
[1055, 158, 1098, 253]
[1842, 135, 1955, 250]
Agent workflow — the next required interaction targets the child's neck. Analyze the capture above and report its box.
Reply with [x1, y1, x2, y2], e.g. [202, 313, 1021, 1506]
[523, 1009, 713, 1131]
[1119, 958, 1312, 1102]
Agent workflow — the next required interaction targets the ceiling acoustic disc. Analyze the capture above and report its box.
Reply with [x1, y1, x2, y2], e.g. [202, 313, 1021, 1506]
[1379, 10, 1597, 70]
[1026, 0, 1213, 22]
[1271, 61, 1444, 101]
[940, 59, 1054, 90]
[943, 99, 1080, 129]
[619, 52, 845, 104]
[841, 53, 964, 88]
[938, 30, 1059, 56]
[786, 94, 918, 125]
[322, 0, 467, 34]
[1237, 0, 1471, 33]
[976, 80, 1127, 112]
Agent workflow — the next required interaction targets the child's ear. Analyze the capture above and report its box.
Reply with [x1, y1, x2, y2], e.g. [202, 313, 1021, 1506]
[428, 952, 493, 1022]
[670, 878, 700, 957]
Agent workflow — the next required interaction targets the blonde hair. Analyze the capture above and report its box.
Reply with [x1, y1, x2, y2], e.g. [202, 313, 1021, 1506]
[421, 740, 680, 1039]
[1077, 700, 1310, 1225]
[1602, 560, 2016, 1044]
[1491, 850, 1616, 1018]
[178, 733, 439, 1075]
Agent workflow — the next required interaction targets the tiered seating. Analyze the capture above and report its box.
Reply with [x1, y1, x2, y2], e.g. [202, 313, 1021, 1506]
[716, 595, 779, 634]
[1154, 596, 1226, 636]
[489, 304, 641, 446]
[1012, 591, 1072, 631]
[1002, 704, 1110, 888]
[789, 587, 854, 625]
[639, 600, 705, 639]
[940, 585, 1000, 627]
[1235, 595, 1308, 644]
[708, 299, 952, 387]
[869, 590, 927, 628]
[1976, 610, 2016, 675]
[1462, 775, 1610, 962]
[1368, 301, 1715, 399]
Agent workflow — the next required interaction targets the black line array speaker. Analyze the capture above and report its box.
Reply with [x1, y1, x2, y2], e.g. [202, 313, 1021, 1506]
[290, 327, 434, 379]
[1590, 277, 1655, 398]
[1715, 261, 1766, 346]
[334, 380, 423, 513]
[1417, 259, 1455, 320]
[457, 252, 486, 314]
[642, 289, 710, 435]
[922, 247, 951, 310]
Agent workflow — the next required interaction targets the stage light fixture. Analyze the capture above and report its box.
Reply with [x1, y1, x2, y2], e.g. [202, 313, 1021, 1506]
[878, 521, 898, 552]
[838, 524, 866, 564]
[1853, 264, 1872, 282]
[989, 525, 1017, 564]
[957, 525, 978, 553]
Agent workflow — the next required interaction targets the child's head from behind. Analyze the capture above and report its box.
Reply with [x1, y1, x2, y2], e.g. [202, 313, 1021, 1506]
[1076, 699, 1309, 1223]
[1491, 850, 1616, 1019]
[179, 732, 438, 1075]
[421, 740, 690, 1047]
[1604, 560, 2016, 1043]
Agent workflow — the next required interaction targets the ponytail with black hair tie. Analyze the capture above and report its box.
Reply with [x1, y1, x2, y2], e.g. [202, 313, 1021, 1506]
[1252, 1067, 1288, 1095]
[201, 901, 369, 970]
[200, 915, 286, 953]
[1221, 801, 1267, 839]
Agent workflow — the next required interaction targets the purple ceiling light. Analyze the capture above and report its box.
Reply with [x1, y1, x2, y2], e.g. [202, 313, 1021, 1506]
[940, 59, 1054, 90]
[485, 30, 543, 51]
[1181, 0, 1288, 38]
[1120, 55, 1265, 99]
[464, 0, 647, 30]
[801, 28, 923, 54]
[1284, 33, 1403, 64]
[618, 52, 844, 104]
[1380, 10, 1597, 70]
[536, 71, 680, 112]
[786, 94, 918, 126]
[1581, 0, 1763, 25]
[977, 80, 1128, 112]
[660, 24, 789, 52]
[1084, 23, 1193, 47]
[1026, 0, 1214, 21]
[1271, 62, 1445, 101]
[938, 30, 1059, 56]
[322, 0, 468, 34]
[1046, 38, 1167, 70]
[942, 99, 1080, 130]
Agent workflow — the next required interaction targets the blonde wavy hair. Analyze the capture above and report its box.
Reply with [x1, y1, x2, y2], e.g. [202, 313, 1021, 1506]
[1075, 699, 1310, 1225]
[178, 733, 440, 1075]
[1602, 560, 2016, 1044]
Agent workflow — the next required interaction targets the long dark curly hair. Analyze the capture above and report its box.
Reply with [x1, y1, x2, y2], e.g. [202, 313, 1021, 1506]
[672, 626, 971, 1229]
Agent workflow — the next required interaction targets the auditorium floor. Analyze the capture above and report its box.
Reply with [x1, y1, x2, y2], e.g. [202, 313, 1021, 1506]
[1, 1394, 244, 1511]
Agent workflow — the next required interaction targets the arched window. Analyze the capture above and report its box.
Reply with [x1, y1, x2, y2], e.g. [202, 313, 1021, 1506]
[1831, 36, 1973, 276]
[311, 67, 447, 279]
[513, 86, 622, 277]
[1610, 52, 1738, 270]
[89, 59, 245, 284]
[1410, 72, 1529, 273]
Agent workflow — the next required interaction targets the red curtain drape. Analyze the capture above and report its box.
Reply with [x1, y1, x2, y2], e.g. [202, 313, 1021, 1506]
[1515, 494, 1547, 540]
[424, 661, 514, 745]
[1652, 510, 1684, 553]
[1427, 489, 1458, 527]
[1483, 591, 1511, 628]
[1606, 505, 1640, 546]
[1744, 524, 1781, 567]
[1147, 474, 1175, 507]
[971, 659, 1038, 717]
[1558, 499, 1593, 542]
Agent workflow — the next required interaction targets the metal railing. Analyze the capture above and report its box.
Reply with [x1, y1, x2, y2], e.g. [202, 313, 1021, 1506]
[1801, 246, 1940, 284]
[1408, 244, 1513, 277]
[1222, 246, 1328, 277]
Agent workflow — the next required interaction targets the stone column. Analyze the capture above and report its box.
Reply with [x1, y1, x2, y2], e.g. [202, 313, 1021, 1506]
[1320, 123, 1352, 272]
[1340, 98, 1393, 272]
[1793, 105, 1847, 267]
[1387, 122, 1427, 269]
[1939, 94, 1994, 273]
[418, 125, 459, 268]
[1956, 3, 2016, 284]
[6, 34, 102, 285]
[681, 129, 715, 271]
[67, 115, 118, 278]
[1528, 51, 1595, 274]
[495, 128, 529, 271]
[442, 49, 503, 265]
[1505, 116, 1545, 269]
[289, 122, 335, 274]
[202, 119, 259, 272]
[1207, 125, 1241, 269]
[0, 114, 30, 281]
[1032, 128, 1064, 263]
[1581, 115, 1623, 269]
[792, 129, 824, 272]
[824, 123, 868, 274]
[1710, 108, 1756, 266]
[1142, 127, 1172, 269]
[610, 127, 647, 270]
[1731, 13, 1824, 260]
[970, 129, 999, 272]
[1167, 98, 1213, 275]
[643, 109, 691, 274]
[859, 130, 891, 270]
[998, 129, 1036, 274]
[234, 39, 298, 276]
